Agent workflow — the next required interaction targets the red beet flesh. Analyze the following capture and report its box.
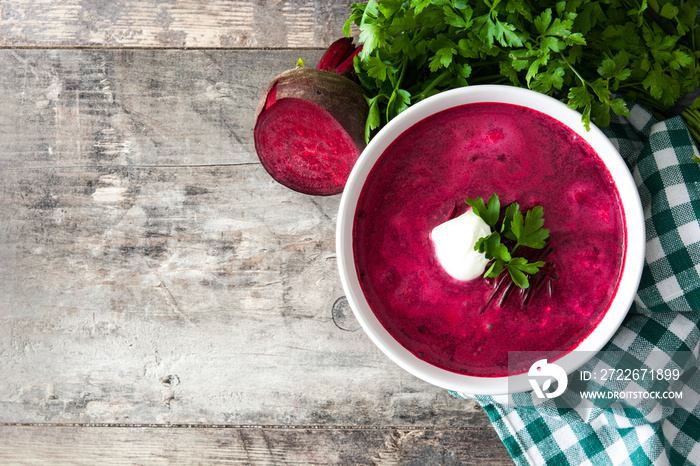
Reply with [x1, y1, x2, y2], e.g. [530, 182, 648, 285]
[254, 67, 368, 196]
[255, 97, 361, 195]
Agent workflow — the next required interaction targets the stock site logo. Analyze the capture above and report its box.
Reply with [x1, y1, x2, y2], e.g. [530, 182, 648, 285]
[528, 359, 568, 399]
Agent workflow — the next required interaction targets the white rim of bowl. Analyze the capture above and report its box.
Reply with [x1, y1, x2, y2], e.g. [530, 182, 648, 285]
[336, 84, 646, 395]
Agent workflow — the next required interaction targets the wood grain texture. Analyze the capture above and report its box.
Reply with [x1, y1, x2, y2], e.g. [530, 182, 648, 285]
[0, 426, 511, 465]
[0, 0, 356, 48]
[0, 49, 494, 429]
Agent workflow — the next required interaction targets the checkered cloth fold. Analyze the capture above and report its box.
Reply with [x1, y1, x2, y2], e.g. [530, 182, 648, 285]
[452, 103, 700, 465]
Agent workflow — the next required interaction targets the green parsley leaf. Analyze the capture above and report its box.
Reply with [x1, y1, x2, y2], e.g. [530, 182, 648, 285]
[366, 56, 391, 81]
[598, 57, 619, 79]
[540, 36, 565, 53]
[485, 259, 506, 279]
[567, 84, 592, 110]
[610, 98, 630, 116]
[589, 78, 611, 104]
[468, 194, 550, 289]
[444, 5, 467, 28]
[501, 201, 520, 240]
[345, 0, 700, 149]
[496, 20, 523, 47]
[660, 3, 679, 20]
[526, 54, 549, 86]
[507, 261, 529, 288]
[412, 0, 433, 16]
[507, 258, 546, 288]
[466, 193, 500, 229]
[365, 95, 382, 142]
[513, 205, 549, 250]
[377, 0, 403, 19]
[358, 23, 386, 59]
[531, 65, 565, 93]
[592, 101, 611, 128]
[534, 9, 552, 35]
[342, 5, 364, 37]
[545, 17, 574, 37]
[487, 232, 512, 262]
[510, 257, 546, 275]
[564, 33, 586, 46]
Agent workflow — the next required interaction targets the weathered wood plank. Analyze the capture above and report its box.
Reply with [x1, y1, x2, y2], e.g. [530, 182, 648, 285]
[0, 426, 512, 465]
[0, 0, 355, 48]
[0, 49, 316, 169]
[0, 49, 492, 428]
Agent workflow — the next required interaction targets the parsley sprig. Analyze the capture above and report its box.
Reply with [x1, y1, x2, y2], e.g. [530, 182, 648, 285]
[344, 0, 700, 150]
[467, 194, 550, 289]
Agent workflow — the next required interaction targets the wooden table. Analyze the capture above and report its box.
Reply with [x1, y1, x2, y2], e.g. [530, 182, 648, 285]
[0, 1, 512, 463]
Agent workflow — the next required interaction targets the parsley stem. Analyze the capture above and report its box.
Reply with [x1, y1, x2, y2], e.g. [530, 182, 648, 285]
[411, 27, 430, 47]
[681, 109, 700, 146]
[559, 52, 586, 87]
[414, 70, 451, 101]
[682, 108, 700, 126]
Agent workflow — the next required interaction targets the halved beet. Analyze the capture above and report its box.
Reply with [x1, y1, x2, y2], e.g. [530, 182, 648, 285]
[254, 67, 368, 196]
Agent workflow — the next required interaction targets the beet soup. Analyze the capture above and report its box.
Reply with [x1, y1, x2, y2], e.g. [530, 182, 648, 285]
[352, 102, 626, 377]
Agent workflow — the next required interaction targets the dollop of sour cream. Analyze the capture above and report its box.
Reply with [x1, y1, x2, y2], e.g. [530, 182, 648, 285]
[430, 209, 491, 281]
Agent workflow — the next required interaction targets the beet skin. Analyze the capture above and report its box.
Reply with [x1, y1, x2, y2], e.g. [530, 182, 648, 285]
[254, 67, 369, 196]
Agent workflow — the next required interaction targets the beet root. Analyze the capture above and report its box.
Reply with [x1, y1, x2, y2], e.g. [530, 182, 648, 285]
[254, 67, 368, 196]
[316, 37, 363, 80]
[317, 37, 356, 73]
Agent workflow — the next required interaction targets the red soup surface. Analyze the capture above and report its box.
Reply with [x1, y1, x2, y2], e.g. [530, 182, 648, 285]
[352, 102, 626, 377]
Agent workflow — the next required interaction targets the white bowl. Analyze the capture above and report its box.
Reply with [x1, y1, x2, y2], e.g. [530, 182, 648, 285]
[336, 85, 645, 395]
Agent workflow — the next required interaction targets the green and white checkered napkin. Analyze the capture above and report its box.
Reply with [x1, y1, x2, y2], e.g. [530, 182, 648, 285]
[452, 103, 700, 465]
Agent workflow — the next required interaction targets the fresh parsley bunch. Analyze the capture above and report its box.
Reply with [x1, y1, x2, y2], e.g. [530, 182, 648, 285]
[467, 194, 549, 289]
[344, 0, 700, 148]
